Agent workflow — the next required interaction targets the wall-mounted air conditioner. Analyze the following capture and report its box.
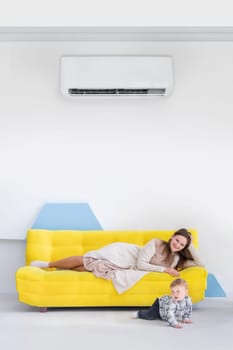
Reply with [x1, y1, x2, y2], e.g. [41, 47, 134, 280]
[60, 56, 174, 98]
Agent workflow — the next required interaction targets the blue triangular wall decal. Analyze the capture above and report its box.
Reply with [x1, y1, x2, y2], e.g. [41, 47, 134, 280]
[205, 273, 226, 297]
[32, 203, 102, 230]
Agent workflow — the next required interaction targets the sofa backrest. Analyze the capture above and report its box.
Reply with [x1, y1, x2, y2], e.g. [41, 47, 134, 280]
[25, 229, 199, 265]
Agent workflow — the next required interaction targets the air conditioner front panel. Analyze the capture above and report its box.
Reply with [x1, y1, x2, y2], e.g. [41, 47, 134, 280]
[60, 56, 174, 97]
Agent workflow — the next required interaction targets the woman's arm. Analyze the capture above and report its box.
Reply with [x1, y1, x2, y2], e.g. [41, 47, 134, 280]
[136, 239, 179, 276]
[136, 239, 165, 272]
[184, 244, 205, 267]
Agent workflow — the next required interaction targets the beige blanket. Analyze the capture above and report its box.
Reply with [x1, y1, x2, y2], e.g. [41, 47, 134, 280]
[84, 242, 149, 294]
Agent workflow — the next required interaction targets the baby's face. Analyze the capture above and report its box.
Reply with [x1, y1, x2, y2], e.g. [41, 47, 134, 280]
[171, 285, 187, 301]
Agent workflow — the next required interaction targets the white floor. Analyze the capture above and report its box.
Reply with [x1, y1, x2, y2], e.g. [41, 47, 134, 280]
[0, 296, 233, 350]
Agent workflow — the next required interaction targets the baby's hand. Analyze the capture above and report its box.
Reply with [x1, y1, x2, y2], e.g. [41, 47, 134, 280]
[183, 319, 192, 324]
[165, 268, 180, 277]
[174, 323, 183, 329]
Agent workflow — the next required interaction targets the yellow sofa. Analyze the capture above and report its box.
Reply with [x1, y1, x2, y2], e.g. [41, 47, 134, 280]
[16, 229, 207, 311]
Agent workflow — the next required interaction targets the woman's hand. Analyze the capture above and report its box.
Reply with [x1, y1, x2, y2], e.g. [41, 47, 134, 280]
[165, 267, 180, 277]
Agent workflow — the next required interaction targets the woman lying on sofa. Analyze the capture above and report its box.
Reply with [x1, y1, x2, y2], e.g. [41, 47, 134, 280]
[31, 228, 204, 293]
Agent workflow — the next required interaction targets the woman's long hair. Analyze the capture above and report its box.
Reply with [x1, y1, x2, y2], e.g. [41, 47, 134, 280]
[161, 228, 192, 270]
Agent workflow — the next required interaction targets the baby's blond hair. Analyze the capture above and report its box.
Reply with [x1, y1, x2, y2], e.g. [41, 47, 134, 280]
[170, 278, 188, 289]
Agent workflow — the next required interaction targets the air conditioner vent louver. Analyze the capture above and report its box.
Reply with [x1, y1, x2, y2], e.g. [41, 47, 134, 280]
[68, 88, 166, 96]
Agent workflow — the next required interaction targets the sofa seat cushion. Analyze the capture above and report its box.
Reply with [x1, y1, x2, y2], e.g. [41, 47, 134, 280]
[16, 264, 207, 307]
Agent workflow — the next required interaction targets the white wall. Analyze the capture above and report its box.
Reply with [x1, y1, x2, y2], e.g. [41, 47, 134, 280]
[1, 41, 233, 295]
[1, 0, 233, 26]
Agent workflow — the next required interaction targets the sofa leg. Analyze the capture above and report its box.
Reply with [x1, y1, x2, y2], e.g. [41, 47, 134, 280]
[39, 307, 48, 313]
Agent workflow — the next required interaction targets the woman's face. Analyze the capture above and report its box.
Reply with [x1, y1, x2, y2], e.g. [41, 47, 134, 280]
[170, 234, 188, 252]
